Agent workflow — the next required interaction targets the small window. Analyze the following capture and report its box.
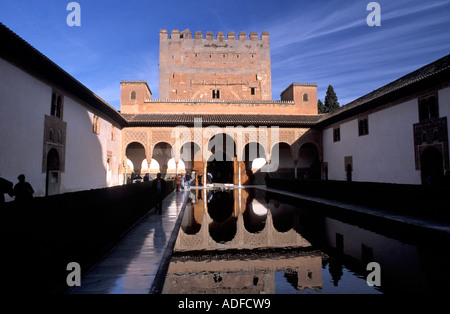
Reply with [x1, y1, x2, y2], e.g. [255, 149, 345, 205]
[93, 115, 100, 134]
[303, 93, 309, 102]
[251, 87, 255, 95]
[358, 117, 369, 136]
[212, 90, 220, 99]
[333, 127, 341, 142]
[419, 93, 439, 121]
[111, 126, 116, 141]
[56, 96, 62, 118]
[51, 92, 63, 118]
[130, 91, 136, 100]
[51, 93, 57, 116]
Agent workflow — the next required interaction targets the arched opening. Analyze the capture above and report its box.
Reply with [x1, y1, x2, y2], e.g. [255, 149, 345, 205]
[242, 142, 266, 185]
[269, 142, 294, 178]
[126, 142, 146, 179]
[298, 143, 321, 180]
[207, 134, 236, 184]
[180, 141, 202, 185]
[46, 148, 60, 196]
[421, 146, 444, 185]
[152, 142, 174, 176]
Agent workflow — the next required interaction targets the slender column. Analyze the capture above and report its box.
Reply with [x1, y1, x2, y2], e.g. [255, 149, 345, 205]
[203, 162, 207, 187]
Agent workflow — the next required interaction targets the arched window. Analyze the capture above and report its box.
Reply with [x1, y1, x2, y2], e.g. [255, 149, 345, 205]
[433, 129, 439, 142]
[422, 132, 427, 143]
[130, 91, 136, 100]
[303, 93, 309, 102]
[93, 116, 100, 134]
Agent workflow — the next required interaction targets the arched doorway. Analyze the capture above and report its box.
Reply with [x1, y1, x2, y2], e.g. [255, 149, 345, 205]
[152, 142, 173, 176]
[180, 141, 202, 185]
[298, 143, 321, 180]
[269, 142, 294, 178]
[207, 134, 236, 184]
[46, 148, 60, 196]
[242, 142, 266, 185]
[126, 142, 146, 179]
[421, 146, 444, 185]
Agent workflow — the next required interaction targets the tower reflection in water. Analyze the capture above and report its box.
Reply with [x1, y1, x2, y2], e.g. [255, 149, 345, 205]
[162, 188, 324, 294]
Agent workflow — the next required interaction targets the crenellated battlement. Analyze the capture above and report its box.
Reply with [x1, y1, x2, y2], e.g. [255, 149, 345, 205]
[160, 29, 269, 41]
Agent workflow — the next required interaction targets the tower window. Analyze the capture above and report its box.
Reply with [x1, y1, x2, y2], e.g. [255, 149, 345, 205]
[303, 93, 309, 102]
[130, 91, 136, 100]
[212, 90, 220, 99]
[251, 87, 256, 95]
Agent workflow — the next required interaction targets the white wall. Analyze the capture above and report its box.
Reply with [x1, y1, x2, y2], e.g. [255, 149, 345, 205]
[63, 97, 122, 193]
[0, 58, 48, 199]
[0, 58, 123, 200]
[323, 99, 422, 184]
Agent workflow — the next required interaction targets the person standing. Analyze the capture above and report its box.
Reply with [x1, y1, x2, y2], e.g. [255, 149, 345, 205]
[185, 172, 192, 190]
[13, 174, 34, 203]
[152, 173, 166, 215]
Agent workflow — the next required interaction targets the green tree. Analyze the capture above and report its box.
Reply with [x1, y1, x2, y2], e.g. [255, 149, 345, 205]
[317, 99, 327, 113]
[324, 85, 340, 112]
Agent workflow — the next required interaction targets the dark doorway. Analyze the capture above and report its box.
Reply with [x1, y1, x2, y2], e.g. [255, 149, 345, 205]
[207, 152, 234, 184]
[207, 134, 236, 184]
[421, 146, 444, 185]
[46, 148, 60, 196]
[346, 163, 352, 182]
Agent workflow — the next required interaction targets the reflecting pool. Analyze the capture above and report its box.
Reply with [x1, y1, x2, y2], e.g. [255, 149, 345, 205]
[162, 188, 450, 294]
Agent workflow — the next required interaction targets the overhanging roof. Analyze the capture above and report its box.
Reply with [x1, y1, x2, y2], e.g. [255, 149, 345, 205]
[122, 113, 323, 127]
[0, 23, 127, 128]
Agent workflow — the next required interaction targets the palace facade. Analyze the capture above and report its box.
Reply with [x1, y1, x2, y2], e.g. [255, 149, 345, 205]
[1, 23, 449, 200]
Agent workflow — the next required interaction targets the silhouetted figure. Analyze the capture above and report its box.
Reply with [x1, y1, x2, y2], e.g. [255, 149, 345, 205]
[0, 174, 13, 204]
[13, 174, 34, 203]
[152, 173, 166, 215]
[143, 173, 150, 182]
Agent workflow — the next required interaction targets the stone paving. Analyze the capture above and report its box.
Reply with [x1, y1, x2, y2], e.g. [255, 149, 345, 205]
[68, 190, 189, 294]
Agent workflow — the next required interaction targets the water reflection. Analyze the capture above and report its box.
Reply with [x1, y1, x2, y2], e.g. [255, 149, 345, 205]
[163, 188, 450, 294]
[164, 188, 323, 294]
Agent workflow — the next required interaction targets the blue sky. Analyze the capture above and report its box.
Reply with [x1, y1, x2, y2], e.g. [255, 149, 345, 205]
[1, 0, 449, 110]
